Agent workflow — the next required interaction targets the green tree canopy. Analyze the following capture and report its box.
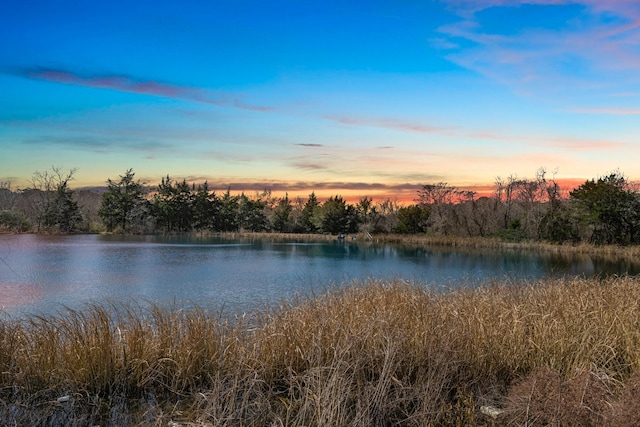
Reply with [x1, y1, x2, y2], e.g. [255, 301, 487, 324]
[191, 182, 219, 231]
[152, 176, 194, 232]
[320, 195, 359, 234]
[395, 205, 430, 234]
[570, 172, 640, 245]
[300, 192, 320, 233]
[98, 169, 148, 233]
[43, 180, 82, 232]
[237, 193, 268, 232]
[216, 189, 239, 232]
[272, 193, 293, 233]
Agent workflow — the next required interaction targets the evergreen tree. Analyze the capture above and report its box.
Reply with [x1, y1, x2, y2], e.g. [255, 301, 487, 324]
[237, 193, 268, 232]
[217, 189, 239, 231]
[98, 169, 148, 233]
[300, 192, 320, 233]
[43, 180, 82, 232]
[395, 205, 430, 234]
[152, 176, 194, 232]
[272, 193, 293, 232]
[320, 195, 350, 234]
[570, 172, 640, 245]
[192, 182, 219, 231]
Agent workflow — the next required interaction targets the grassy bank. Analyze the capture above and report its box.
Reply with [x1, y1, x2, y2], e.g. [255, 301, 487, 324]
[218, 231, 640, 259]
[3, 276, 640, 426]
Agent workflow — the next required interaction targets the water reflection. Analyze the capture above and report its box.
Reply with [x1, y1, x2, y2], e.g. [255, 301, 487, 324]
[1, 234, 639, 318]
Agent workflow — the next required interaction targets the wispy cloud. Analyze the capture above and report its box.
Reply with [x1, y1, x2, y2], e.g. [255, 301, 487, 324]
[290, 162, 327, 170]
[428, 37, 460, 50]
[571, 108, 640, 115]
[171, 179, 426, 202]
[326, 113, 627, 151]
[286, 142, 448, 179]
[466, 131, 628, 150]
[6, 66, 273, 112]
[19, 134, 174, 154]
[326, 115, 452, 134]
[445, 0, 640, 20]
[5, 113, 221, 155]
[438, 1, 640, 107]
[79, 174, 590, 203]
[541, 136, 627, 150]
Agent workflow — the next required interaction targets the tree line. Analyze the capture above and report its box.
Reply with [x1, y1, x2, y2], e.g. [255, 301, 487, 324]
[96, 170, 362, 235]
[2, 167, 640, 246]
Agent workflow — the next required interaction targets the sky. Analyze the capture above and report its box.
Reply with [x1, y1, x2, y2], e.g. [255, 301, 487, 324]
[1, 0, 640, 202]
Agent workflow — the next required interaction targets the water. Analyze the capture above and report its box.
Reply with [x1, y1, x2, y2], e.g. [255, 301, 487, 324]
[1, 234, 639, 317]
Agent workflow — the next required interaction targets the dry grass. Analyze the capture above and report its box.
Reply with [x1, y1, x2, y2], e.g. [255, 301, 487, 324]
[223, 231, 640, 262]
[364, 232, 640, 258]
[3, 276, 640, 425]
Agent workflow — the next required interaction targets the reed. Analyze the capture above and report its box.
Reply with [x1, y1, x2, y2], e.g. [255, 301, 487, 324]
[364, 232, 640, 257]
[3, 276, 640, 425]
[219, 231, 640, 261]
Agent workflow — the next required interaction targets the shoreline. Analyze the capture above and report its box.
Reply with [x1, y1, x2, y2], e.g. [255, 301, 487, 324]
[142, 230, 640, 258]
[5, 229, 640, 258]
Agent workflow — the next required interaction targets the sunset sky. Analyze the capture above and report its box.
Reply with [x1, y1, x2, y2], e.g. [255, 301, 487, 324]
[1, 0, 639, 202]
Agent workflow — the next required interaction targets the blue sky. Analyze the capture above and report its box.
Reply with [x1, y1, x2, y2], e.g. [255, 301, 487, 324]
[1, 0, 639, 201]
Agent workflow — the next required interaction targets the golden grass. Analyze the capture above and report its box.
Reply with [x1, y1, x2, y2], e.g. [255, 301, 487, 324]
[3, 276, 640, 425]
[363, 232, 640, 257]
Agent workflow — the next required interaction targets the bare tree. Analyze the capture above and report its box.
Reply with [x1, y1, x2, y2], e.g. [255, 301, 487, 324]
[22, 167, 81, 232]
[417, 182, 460, 235]
[0, 181, 16, 211]
[494, 175, 523, 230]
[514, 168, 549, 239]
[374, 198, 400, 233]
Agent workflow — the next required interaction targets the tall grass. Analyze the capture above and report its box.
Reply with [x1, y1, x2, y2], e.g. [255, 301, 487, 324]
[3, 276, 640, 425]
[223, 231, 640, 261]
[363, 232, 640, 257]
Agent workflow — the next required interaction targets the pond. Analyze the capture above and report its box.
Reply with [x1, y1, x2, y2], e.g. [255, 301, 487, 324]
[1, 234, 639, 317]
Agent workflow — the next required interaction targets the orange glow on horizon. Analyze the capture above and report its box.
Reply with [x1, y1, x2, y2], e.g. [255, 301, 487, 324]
[70, 176, 595, 206]
[214, 176, 589, 206]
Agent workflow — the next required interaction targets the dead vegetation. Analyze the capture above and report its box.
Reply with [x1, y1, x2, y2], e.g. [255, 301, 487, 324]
[3, 276, 640, 425]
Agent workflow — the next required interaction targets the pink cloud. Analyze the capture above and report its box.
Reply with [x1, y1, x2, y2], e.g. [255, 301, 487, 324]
[467, 131, 627, 150]
[14, 66, 274, 112]
[443, 0, 567, 19]
[541, 137, 627, 150]
[29, 68, 197, 97]
[439, 1, 640, 106]
[325, 113, 626, 152]
[325, 115, 452, 134]
[183, 176, 595, 204]
[446, 0, 639, 16]
[165, 179, 424, 203]
[572, 108, 640, 115]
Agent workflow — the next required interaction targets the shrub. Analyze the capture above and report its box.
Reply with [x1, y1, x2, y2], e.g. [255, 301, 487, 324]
[0, 209, 31, 232]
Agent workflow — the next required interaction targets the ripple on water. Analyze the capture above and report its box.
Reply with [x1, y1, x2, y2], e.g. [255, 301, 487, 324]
[0, 283, 44, 309]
